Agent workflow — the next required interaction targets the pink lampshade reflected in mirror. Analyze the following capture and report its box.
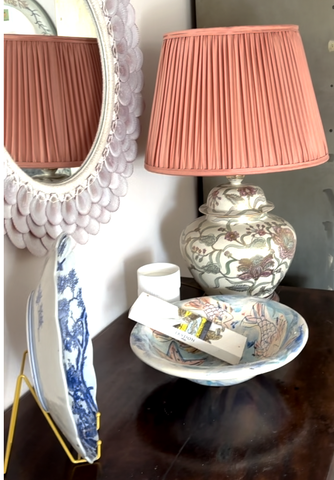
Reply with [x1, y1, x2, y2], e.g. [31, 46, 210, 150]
[4, 34, 103, 182]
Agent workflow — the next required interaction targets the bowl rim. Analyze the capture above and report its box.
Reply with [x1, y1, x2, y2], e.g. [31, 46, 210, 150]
[129, 295, 309, 382]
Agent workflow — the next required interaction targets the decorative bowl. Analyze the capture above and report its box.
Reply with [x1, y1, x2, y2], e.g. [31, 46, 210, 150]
[130, 295, 308, 387]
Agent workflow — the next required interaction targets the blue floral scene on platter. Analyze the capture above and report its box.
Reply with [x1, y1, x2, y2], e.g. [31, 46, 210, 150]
[56, 235, 99, 461]
[31, 233, 99, 463]
[130, 295, 308, 387]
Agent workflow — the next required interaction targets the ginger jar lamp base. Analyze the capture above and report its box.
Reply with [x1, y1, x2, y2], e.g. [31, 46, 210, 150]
[180, 176, 297, 299]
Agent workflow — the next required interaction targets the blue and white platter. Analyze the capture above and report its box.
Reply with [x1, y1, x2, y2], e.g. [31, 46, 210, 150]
[26, 233, 99, 463]
[130, 295, 309, 387]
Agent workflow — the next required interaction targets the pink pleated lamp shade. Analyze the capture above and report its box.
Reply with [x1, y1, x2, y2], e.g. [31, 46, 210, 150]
[4, 34, 103, 170]
[145, 25, 329, 176]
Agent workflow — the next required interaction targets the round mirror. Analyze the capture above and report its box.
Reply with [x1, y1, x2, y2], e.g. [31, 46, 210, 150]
[4, 0, 144, 256]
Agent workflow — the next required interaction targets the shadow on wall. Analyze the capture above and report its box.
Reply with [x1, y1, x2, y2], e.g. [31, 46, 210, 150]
[123, 249, 154, 307]
[3, 238, 46, 400]
[120, 176, 198, 310]
[160, 177, 198, 277]
[323, 188, 334, 290]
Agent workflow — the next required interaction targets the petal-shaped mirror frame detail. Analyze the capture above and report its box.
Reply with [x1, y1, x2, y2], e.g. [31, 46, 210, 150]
[4, 0, 144, 256]
[4, 0, 57, 35]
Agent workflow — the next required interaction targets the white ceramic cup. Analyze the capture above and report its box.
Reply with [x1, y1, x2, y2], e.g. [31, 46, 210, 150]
[137, 263, 181, 303]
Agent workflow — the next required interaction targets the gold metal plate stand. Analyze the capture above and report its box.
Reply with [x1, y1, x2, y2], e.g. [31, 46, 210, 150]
[4, 351, 102, 474]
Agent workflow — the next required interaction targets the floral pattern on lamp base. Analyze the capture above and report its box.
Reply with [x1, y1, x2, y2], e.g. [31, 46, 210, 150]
[180, 180, 297, 299]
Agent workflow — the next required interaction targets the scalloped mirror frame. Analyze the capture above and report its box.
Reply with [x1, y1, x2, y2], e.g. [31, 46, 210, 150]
[4, 0, 144, 256]
[4, 0, 57, 35]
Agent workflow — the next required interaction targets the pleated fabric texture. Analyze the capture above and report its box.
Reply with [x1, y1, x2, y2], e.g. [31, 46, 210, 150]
[4, 34, 102, 169]
[145, 25, 329, 176]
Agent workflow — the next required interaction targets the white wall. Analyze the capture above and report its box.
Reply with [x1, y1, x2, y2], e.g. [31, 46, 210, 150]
[3, 0, 196, 410]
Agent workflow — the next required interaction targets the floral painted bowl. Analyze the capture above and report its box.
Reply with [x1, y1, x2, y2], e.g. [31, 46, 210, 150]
[129, 295, 308, 387]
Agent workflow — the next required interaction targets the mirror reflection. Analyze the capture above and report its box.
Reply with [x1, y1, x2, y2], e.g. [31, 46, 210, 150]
[3, 0, 103, 184]
[3, 5, 37, 34]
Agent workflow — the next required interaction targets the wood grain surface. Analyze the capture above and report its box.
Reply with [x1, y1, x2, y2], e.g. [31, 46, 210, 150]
[4, 280, 334, 480]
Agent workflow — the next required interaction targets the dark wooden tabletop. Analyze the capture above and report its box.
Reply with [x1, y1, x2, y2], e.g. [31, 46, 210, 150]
[4, 280, 334, 480]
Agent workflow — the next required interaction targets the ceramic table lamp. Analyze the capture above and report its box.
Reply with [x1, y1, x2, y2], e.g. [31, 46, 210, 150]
[145, 25, 329, 298]
[4, 34, 102, 181]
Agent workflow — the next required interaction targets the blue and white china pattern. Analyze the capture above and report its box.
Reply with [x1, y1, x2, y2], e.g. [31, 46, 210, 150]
[56, 235, 99, 462]
[130, 295, 308, 387]
[26, 233, 99, 463]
